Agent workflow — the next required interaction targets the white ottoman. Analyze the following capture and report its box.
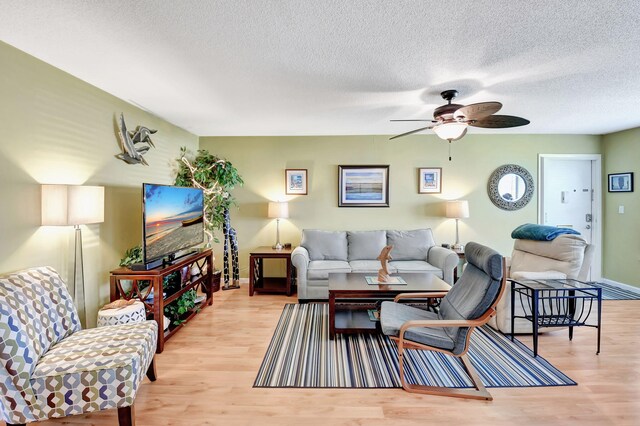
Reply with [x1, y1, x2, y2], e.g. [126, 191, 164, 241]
[97, 300, 147, 327]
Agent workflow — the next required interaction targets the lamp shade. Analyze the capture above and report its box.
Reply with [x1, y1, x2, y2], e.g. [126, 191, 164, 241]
[446, 200, 470, 219]
[41, 184, 104, 226]
[433, 122, 468, 141]
[268, 201, 289, 219]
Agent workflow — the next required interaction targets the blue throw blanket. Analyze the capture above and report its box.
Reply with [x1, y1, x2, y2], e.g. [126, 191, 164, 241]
[511, 223, 580, 241]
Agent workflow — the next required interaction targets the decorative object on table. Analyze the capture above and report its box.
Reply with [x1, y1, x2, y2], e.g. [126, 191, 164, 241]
[41, 184, 104, 327]
[418, 167, 442, 194]
[445, 199, 469, 251]
[285, 168, 308, 195]
[365, 276, 407, 285]
[376, 245, 393, 283]
[487, 164, 534, 210]
[338, 165, 389, 207]
[97, 300, 147, 327]
[608, 172, 633, 192]
[116, 113, 156, 165]
[268, 201, 289, 250]
[175, 148, 243, 289]
[389, 89, 529, 161]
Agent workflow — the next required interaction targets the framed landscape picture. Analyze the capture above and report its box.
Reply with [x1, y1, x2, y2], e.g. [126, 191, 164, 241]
[286, 169, 308, 195]
[419, 167, 442, 193]
[339, 165, 389, 207]
[608, 172, 634, 193]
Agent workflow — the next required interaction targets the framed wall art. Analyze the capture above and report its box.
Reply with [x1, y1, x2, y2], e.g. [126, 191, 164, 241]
[285, 169, 308, 195]
[608, 172, 634, 193]
[338, 165, 389, 207]
[418, 167, 442, 194]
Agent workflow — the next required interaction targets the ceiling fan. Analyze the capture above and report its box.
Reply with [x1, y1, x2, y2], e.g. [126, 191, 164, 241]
[390, 89, 530, 160]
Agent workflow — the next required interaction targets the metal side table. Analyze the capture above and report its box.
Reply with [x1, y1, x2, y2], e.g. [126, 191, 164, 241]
[510, 278, 602, 357]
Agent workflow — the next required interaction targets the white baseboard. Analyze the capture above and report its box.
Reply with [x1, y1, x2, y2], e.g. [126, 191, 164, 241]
[600, 278, 639, 290]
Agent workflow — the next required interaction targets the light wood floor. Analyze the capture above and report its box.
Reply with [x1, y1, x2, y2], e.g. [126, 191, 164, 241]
[28, 286, 640, 426]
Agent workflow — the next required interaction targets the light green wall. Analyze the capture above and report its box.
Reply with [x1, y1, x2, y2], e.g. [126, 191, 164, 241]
[200, 134, 601, 279]
[0, 41, 199, 325]
[602, 127, 640, 286]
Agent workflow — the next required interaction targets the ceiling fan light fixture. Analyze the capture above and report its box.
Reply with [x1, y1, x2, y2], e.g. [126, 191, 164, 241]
[433, 122, 468, 141]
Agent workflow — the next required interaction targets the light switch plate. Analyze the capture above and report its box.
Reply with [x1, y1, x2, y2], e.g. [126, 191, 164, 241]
[619, 205, 625, 214]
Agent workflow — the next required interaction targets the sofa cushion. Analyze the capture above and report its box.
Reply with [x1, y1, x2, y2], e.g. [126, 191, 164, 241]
[349, 260, 397, 273]
[386, 229, 434, 260]
[347, 230, 387, 261]
[389, 260, 442, 277]
[307, 260, 351, 280]
[301, 230, 348, 261]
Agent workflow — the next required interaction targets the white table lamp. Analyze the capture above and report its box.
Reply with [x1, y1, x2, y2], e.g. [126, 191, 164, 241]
[445, 200, 469, 251]
[268, 201, 289, 250]
[42, 184, 104, 326]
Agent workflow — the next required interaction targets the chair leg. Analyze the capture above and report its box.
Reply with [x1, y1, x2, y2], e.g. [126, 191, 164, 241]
[118, 404, 135, 426]
[146, 356, 157, 382]
[398, 346, 493, 401]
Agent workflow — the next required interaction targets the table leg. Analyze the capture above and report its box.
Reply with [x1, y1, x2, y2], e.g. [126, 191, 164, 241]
[249, 255, 255, 296]
[329, 292, 336, 340]
[597, 288, 602, 355]
[532, 290, 539, 357]
[510, 281, 516, 341]
[568, 289, 575, 341]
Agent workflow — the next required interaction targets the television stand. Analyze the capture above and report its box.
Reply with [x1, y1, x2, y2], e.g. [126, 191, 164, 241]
[110, 249, 214, 353]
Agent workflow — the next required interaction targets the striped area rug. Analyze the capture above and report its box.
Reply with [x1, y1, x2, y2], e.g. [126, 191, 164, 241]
[589, 281, 640, 300]
[254, 303, 575, 388]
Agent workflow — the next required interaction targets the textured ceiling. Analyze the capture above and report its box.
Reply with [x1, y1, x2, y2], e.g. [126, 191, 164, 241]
[1, 0, 639, 136]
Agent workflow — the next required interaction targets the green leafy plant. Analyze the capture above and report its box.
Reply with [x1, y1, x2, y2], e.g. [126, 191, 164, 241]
[164, 289, 198, 326]
[119, 245, 143, 267]
[174, 147, 243, 243]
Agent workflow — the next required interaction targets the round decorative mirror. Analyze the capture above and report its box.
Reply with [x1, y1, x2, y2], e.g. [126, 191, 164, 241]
[488, 164, 534, 210]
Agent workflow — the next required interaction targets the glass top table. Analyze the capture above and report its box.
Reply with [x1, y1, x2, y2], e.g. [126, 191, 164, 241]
[509, 278, 602, 357]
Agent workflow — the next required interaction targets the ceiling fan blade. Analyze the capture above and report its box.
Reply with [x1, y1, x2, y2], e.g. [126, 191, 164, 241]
[454, 102, 502, 120]
[469, 115, 530, 128]
[389, 125, 435, 140]
[390, 119, 438, 122]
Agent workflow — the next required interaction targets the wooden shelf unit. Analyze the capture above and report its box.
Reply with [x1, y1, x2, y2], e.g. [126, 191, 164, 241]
[110, 249, 214, 353]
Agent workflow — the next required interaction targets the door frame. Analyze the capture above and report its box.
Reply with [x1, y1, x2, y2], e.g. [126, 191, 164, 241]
[538, 154, 602, 280]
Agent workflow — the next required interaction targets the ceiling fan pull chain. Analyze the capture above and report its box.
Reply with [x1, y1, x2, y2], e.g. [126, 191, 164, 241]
[449, 140, 452, 161]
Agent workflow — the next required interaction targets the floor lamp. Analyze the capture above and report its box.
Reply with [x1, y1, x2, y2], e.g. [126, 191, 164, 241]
[445, 199, 469, 251]
[268, 201, 289, 250]
[42, 184, 104, 327]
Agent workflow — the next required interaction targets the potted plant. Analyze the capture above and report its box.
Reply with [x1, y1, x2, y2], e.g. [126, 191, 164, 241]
[174, 147, 243, 244]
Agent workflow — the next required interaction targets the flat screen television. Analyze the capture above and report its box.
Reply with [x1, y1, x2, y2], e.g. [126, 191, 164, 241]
[143, 183, 204, 266]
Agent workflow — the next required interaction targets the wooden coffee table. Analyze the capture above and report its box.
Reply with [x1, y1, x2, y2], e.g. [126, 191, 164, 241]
[328, 272, 451, 339]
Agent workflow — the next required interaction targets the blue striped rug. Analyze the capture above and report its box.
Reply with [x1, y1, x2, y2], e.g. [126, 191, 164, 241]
[254, 303, 576, 388]
[589, 281, 640, 300]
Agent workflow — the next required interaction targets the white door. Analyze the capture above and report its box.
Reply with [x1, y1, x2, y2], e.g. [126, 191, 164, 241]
[539, 154, 602, 280]
[542, 159, 593, 241]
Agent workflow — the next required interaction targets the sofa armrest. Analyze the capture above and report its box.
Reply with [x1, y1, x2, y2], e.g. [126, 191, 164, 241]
[427, 246, 458, 285]
[292, 246, 310, 300]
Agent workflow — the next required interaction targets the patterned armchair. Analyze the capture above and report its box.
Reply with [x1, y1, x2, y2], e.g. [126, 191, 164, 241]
[0, 267, 157, 426]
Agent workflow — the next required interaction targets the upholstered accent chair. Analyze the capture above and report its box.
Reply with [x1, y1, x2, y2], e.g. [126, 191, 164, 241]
[0, 267, 157, 426]
[489, 234, 595, 334]
[380, 242, 505, 400]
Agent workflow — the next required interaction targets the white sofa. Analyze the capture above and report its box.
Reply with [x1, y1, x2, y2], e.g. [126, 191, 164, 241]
[489, 234, 595, 334]
[292, 229, 459, 301]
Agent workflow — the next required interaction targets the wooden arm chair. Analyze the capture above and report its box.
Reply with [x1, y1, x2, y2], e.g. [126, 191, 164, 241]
[0, 267, 158, 426]
[380, 242, 505, 400]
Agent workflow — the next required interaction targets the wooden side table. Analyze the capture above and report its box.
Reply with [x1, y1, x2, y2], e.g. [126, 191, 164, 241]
[453, 249, 466, 281]
[249, 246, 296, 296]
